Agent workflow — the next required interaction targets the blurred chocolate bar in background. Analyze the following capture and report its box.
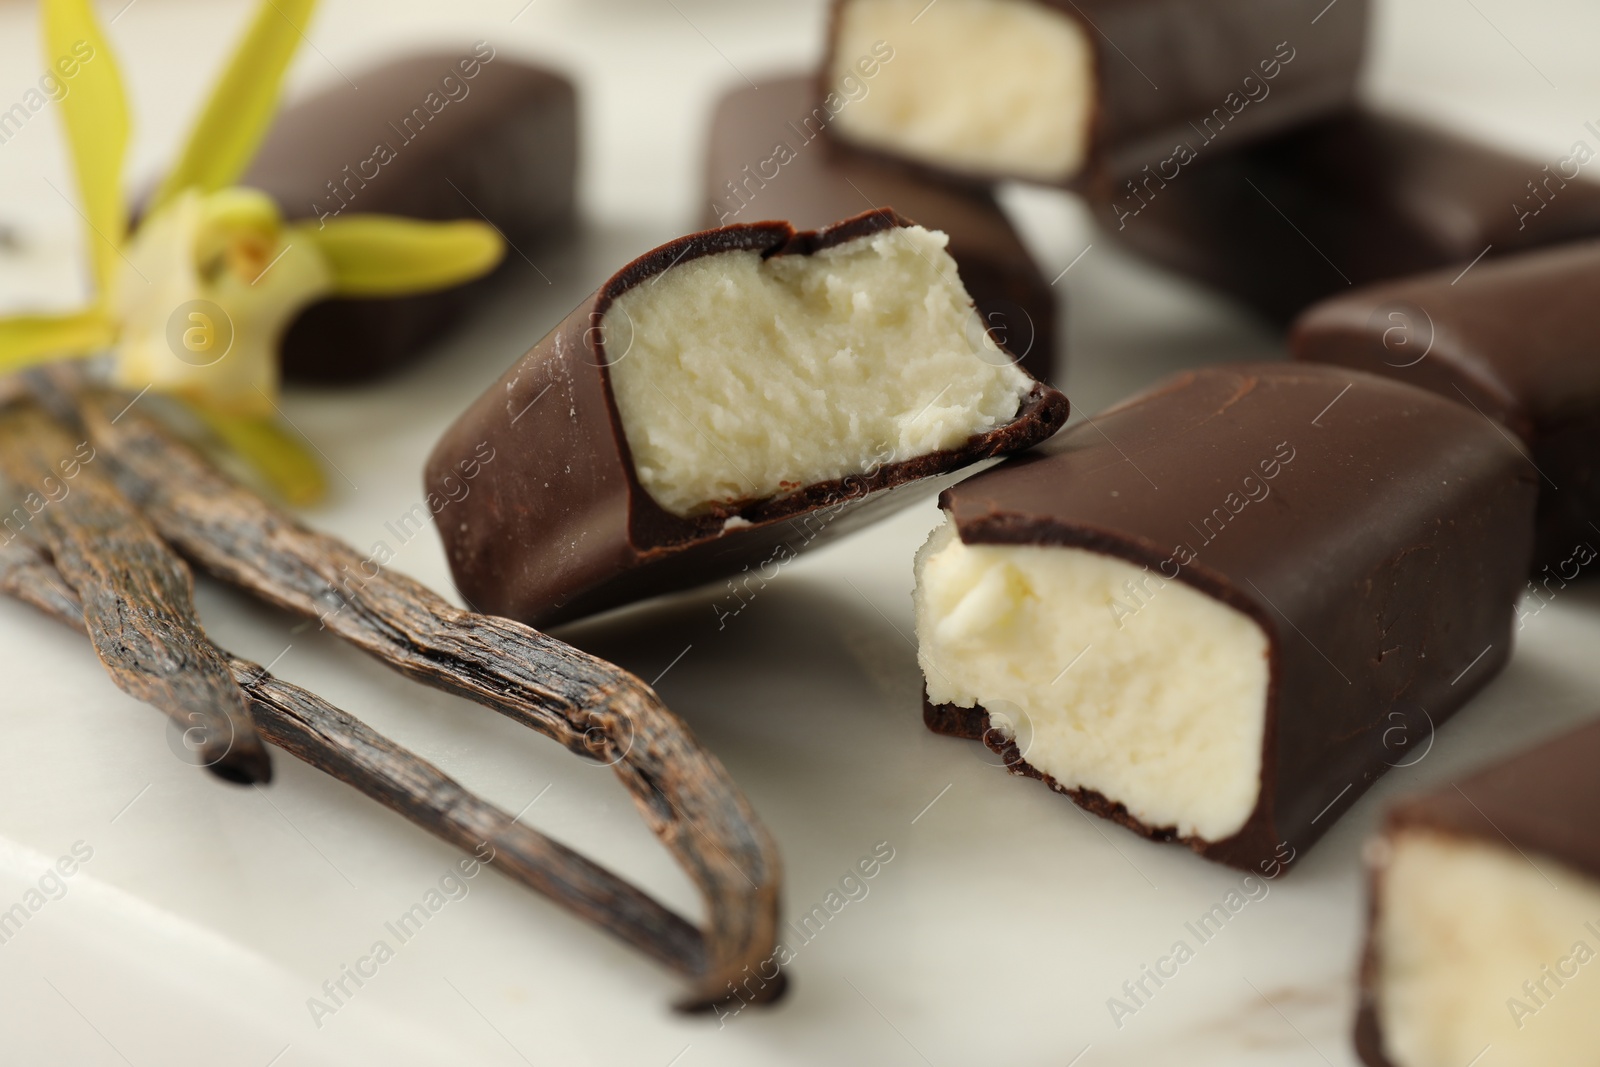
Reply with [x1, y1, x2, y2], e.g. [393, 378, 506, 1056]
[705, 76, 1058, 381]
[244, 50, 578, 382]
[1092, 109, 1600, 325]
[1294, 238, 1600, 573]
[822, 0, 1369, 192]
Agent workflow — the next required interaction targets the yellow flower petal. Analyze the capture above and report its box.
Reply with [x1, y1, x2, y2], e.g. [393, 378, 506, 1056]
[0, 308, 114, 373]
[291, 216, 505, 296]
[190, 404, 326, 507]
[43, 0, 130, 294]
[151, 0, 319, 211]
[114, 190, 333, 419]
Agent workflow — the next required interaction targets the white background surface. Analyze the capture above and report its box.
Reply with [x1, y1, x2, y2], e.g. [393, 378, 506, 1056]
[1, 1, 1599, 1064]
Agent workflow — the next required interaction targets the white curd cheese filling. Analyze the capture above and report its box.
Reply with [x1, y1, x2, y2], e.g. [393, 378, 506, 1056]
[1375, 830, 1600, 1067]
[914, 516, 1271, 841]
[605, 226, 1033, 518]
[830, 0, 1095, 183]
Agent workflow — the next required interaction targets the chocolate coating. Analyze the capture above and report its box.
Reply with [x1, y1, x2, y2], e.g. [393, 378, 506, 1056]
[705, 75, 1057, 380]
[1293, 238, 1600, 572]
[823, 0, 1368, 190]
[926, 363, 1536, 872]
[242, 51, 578, 382]
[1094, 109, 1600, 324]
[426, 211, 1068, 628]
[1353, 717, 1600, 1066]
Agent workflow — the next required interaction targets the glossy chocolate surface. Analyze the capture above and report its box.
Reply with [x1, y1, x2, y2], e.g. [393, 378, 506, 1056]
[1293, 238, 1600, 570]
[824, 0, 1368, 190]
[705, 75, 1057, 380]
[1095, 109, 1600, 324]
[243, 51, 578, 382]
[426, 212, 1068, 628]
[927, 363, 1536, 871]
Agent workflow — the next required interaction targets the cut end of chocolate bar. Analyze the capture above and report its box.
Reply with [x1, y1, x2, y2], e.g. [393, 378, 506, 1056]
[1357, 717, 1600, 1066]
[828, 0, 1094, 184]
[704, 74, 1059, 381]
[915, 516, 1270, 843]
[426, 211, 1066, 627]
[603, 224, 1036, 518]
[909, 363, 1535, 871]
[1366, 830, 1600, 1066]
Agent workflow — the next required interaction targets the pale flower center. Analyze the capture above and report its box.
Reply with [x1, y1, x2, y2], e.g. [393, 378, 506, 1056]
[113, 187, 333, 416]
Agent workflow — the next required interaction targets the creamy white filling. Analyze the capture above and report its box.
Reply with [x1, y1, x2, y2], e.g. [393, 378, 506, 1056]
[604, 226, 1033, 518]
[913, 517, 1271, 841]
[1376, 830, 1600, 1067]
[830, 0, 1095, 183]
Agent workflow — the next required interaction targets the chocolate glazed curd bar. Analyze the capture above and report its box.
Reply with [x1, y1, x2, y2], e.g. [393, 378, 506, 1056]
[822, 0, 1368, 190]
[1355, 718, 1600, 1067]
[913, 364, 1535, 872]
[1293, 238, 1600, 574]
[704, 76, 1057, 381]
[427, 212, 1068, 628]
[242, 51, 578, 382]
[1093, 109, 1600, 325]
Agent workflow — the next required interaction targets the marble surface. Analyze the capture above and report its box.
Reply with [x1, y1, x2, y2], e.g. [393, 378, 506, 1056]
[0, 1, 1598, 1064]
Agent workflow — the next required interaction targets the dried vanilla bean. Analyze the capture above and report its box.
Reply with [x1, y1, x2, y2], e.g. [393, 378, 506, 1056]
[74, 390, 782, 1009]
[0, 536, 702, 973]
[0, 403, 270, 784]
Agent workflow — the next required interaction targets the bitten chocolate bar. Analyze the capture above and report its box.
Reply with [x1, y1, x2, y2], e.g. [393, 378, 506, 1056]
[914, 364, 1534, 872]
[705, 75, 1057, 380]
[822, 0, 1367, 189]
[1293, 239, 1600, 573]
[1094, 109, 1600, 324]
[243, 50, 578, 382]
[1355, 718, 1600, 1066]
[427, 212, 1067, 627]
